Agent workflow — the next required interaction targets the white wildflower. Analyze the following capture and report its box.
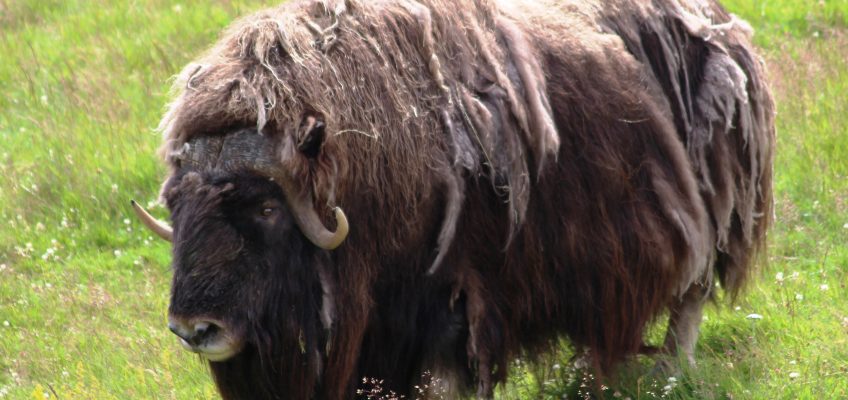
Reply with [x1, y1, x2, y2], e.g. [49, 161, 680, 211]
[746, 313, 763, 320]
[789, 372, 800, 379]
[15, 246, 31, 258]
[775, 272, 784, 283]
[2, 321, 8, 327]
[820, 284, 829, 291]
[123, 219, 131, 225]
[114, 250, 122, 257]
[795, 293, 803, 301]
[734, 306, 742, 311]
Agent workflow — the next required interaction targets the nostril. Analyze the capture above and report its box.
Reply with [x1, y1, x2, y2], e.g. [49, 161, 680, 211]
[168, 317, 223, 347]
[194, 321, 210, 336]
[193, 321, 220, 343]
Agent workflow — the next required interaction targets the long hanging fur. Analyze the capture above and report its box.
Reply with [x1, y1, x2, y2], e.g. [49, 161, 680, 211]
[157, 0, 774, 398]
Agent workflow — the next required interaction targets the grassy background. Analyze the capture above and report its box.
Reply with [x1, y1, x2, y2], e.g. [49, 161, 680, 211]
[0, 0, 845, 398]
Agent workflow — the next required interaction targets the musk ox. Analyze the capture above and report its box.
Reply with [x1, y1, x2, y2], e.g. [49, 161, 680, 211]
[133, 0, 774, 398]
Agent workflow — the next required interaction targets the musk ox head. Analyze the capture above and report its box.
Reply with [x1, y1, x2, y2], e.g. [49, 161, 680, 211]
[134, 129, 348, 398]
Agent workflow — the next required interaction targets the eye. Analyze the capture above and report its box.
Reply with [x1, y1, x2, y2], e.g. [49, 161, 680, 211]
[260, 207, 276, 217]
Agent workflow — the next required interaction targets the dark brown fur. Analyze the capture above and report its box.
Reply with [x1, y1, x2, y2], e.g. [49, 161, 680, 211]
[156, 0, 774, 398]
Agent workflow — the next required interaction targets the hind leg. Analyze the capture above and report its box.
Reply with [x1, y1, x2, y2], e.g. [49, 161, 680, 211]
[660, 283, 710, 369]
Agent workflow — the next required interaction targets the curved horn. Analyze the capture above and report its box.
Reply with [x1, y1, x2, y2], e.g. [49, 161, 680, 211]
[284, 191, 349, 250]
[131, 200, 173, 242]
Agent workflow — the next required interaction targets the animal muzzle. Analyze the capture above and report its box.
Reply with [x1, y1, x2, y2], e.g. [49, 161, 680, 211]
[167, 316, 243, 362]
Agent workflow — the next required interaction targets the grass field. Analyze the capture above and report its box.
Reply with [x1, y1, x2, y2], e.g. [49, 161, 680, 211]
[0, 1, 846, 399]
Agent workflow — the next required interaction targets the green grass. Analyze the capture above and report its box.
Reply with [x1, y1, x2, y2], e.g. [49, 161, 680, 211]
[1, 1, 846, 399]
[0, 1, 268, 398]
[722, 0, 846, 47]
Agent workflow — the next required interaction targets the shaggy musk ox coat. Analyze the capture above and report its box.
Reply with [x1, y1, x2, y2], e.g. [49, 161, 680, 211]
[153, 0, 774, 398]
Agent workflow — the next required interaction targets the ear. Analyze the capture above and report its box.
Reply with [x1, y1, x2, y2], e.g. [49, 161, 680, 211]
[297, 115, 326, 159]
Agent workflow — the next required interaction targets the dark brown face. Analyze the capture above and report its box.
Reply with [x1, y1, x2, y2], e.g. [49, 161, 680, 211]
[162, 170, 328, 391]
